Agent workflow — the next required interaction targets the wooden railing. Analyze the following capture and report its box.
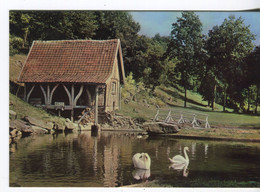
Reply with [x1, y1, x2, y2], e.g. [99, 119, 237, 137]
[153, 109, 210, 128]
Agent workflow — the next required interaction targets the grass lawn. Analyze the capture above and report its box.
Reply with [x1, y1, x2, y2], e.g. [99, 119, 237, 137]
[9, 93, 66, 125]
[119, 84, 260, 129]
[119, 100, 260, 129]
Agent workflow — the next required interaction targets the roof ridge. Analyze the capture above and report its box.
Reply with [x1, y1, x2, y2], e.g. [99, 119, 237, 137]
[34, 39, 119, 43]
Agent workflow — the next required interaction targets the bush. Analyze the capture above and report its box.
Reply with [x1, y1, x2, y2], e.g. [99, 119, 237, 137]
[9, 35, 23, 56]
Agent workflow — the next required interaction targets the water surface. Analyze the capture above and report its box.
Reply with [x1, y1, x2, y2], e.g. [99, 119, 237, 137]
[9, 131, 260, 187]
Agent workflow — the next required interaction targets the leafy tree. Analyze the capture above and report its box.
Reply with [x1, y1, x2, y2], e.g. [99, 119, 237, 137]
[9, 11, 98, 53]
[93, 11, 140, 76]
[206, 15, 255, 111]
[246, 46, 260, 113]
[141, 38, 165, 89]
[166, 12, 204, 107]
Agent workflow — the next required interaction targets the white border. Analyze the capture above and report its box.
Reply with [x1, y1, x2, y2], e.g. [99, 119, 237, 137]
[1, 1, 260, 192]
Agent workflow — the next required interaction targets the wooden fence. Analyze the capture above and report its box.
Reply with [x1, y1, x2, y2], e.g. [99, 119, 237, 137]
[153, 109, 210, 128]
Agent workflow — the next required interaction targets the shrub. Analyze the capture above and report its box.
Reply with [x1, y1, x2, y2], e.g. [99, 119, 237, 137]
[9, 35, 23, 56]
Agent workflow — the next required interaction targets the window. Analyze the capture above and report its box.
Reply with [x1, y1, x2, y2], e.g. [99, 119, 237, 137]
[112, 82, 116, 94]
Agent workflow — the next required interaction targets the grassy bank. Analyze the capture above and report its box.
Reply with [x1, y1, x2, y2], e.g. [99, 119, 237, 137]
[119, 100, 260, 129]
[9, 93, 66, 125]
[118, 86, 260, 141]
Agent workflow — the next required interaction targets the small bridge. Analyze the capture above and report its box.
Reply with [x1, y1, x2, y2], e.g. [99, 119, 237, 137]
[153, 109, 210, 128]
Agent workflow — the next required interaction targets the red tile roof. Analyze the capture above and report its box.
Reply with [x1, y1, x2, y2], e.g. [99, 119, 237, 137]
[18, 39, 121, 84]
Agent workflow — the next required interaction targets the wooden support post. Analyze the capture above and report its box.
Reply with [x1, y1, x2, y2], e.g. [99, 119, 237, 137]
[71, 110, 74, 122]
[191, 114, 199, 128]
[40, 85, 47, 104]
[165, 110, 171, 123]
[49, 84, 59, 105]
[71, 84, 74, 106]
[24, 84, 26, 101]
[178, 112, 185, 124]
[205, 116, 211, 128]
[74, 85, 83, 105]
[62, 84, 72, 106]
[47, 85, 50, 105]
[71, 84, 75, 122]
[26, 84, 35, 102]
[153, 109, 159, 122]
[94, 86, 99, 125]
[91, 86, 100, 134]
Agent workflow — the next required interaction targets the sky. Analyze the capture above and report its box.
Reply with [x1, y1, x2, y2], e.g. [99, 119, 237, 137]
[130, 12, 260, 46]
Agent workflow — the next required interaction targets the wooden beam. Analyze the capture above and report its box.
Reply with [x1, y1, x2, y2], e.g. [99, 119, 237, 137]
[71, 84, 74, 107]
[26, 84, 35, 102]
[47, 85, 50, 105]
[95, 86, 99, 125]
[23, 84, 26, 101]
[86, 88, 92, 106]
[74, 85, 83, 106]
[49, 84, 59, 105]
[62, 84, 72, 106]
[40, 85, 47, 105]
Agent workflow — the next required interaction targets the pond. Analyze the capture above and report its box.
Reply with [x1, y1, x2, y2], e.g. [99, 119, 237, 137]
[9, 131, 260, 187]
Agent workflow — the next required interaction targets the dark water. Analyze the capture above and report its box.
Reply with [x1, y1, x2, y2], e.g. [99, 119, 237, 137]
[9, 131, 260, 187]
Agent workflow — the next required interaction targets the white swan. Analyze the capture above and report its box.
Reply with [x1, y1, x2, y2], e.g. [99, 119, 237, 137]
[132, 169, 151, 180]
[132, 153, 151, 170]
[169, 146, 189, 164]
[169, 147, 190, 177]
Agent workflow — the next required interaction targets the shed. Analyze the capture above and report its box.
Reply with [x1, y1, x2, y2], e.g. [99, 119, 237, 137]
[18, 39, 125, 123]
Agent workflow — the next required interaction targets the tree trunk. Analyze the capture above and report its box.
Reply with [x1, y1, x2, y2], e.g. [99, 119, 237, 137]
[184, 85, 187, 108]
[23, 30, 28, 49]
[212, 77, 216, 111]
[223, 85, 227, 112]
[247, 88, 250, 112]
[255, 85, 259, 114]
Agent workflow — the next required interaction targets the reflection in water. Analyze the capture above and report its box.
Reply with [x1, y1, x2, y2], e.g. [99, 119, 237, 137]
[169, 161, 189, 177]
[103, 145, 120, 187]
[132, 169, 151, 181]
[93, 136, 98, 176]
[204, 143, 208, 158]
[9, 132, 260, 187]
[191, 142, 196, 158]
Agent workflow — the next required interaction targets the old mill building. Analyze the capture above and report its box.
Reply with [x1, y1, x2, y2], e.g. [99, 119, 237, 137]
[18, 39, 125, 124]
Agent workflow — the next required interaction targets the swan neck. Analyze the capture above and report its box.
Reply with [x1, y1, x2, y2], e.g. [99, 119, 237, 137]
[184, 148, 189, 162]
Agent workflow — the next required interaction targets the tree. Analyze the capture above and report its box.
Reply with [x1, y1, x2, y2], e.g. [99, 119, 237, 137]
[206, 15, 255, 111]
[246, 46, 260, 114]
[166, 12, 204, 107]
[93, 11, 140, 76]
[141, 38, 166, 89]
[9, 11, 98, 53]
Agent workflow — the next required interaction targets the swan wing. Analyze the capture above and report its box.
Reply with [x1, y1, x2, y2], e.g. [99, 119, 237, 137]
[170, 162, 186, 170]
[133, 153, 150, 169]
